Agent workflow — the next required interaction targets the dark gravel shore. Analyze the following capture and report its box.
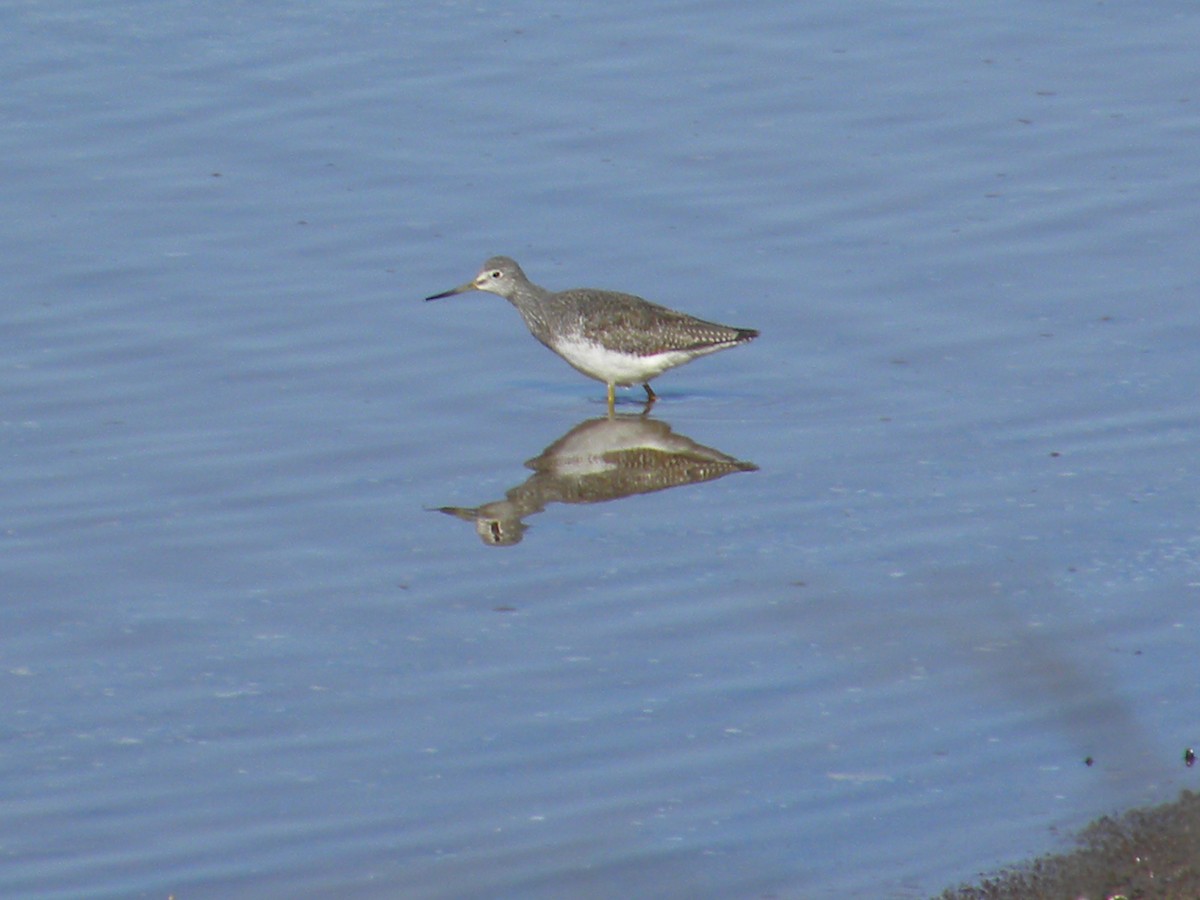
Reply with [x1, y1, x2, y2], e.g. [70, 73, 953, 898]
[938, 790, 1200, 900]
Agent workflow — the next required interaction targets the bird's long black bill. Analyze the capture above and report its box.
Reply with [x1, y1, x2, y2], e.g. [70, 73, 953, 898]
[424, 283, 473, 302]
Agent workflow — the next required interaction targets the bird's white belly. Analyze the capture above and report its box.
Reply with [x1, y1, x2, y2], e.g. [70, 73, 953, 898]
[551, 336, 694, 384]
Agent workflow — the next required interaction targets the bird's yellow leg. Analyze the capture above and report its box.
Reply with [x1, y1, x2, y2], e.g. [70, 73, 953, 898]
[607, 383, 615, 415]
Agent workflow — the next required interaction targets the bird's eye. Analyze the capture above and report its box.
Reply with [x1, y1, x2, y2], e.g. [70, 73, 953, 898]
[490, 270, 502, 279]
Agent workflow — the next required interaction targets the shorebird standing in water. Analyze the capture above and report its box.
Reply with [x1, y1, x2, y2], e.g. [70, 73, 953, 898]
[426, 256, 758, 411]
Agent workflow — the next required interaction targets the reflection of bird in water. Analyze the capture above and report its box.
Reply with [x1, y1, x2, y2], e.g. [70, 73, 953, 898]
[436, 414, 758, 546]
[426, 257, 758, 411]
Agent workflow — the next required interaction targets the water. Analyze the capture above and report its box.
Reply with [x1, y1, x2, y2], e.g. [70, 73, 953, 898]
[4, 1, 1199, 897]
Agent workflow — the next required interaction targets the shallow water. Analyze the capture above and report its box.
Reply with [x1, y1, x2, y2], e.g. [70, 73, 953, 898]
[4, 1, 1199, 897]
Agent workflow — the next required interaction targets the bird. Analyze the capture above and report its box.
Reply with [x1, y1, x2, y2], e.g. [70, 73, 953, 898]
[425, 256, 758, 410]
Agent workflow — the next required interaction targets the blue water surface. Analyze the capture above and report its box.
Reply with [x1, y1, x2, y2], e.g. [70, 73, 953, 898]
[3, 1, 1199, 897]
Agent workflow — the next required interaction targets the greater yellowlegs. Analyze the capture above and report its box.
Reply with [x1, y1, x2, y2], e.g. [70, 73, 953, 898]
[425, 256, 758, 409]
